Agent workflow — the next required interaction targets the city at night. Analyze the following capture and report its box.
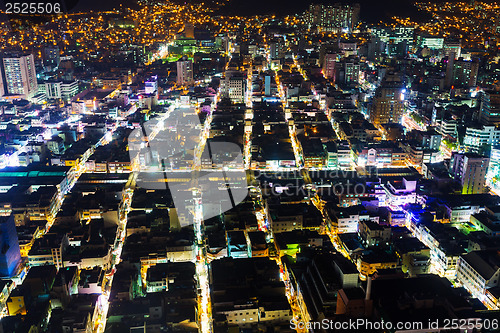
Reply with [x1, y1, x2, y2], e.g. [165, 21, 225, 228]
[0, 0, 500, 332]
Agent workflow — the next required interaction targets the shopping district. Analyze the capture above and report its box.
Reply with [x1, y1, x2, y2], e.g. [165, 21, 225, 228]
[1, 0, 500, 332]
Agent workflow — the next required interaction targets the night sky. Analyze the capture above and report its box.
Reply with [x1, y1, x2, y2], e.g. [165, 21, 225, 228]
[14, 0, 430, 23]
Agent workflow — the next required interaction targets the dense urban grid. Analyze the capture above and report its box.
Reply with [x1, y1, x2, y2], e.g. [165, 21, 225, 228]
[1, 0, 500, 332]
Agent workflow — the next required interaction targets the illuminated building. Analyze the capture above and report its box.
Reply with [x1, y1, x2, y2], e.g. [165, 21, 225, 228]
[457, 250, 500, 308]
[211, 257, 293, 327]
[42, 46, 60, 70]
[443, 39, 461, 59]
[369, 72, 406, 126]
[370, 26, 413, 57]
[489, 145, 500, 184]
[176, 59, 194, 86]
[328, 206, 366, 234]
[479, 90, 500, 126]
[324, 141, 338, 168]
[304, 3, 360, 33]
[354, 142, 406, 167]
[322, 53, 337, 81]
[221, 71, 247, 103]
[463, 125, 500, 152]
[0, 53, 38, 100]
[470, 207, 500, 236]
[0, 215, 21, 278]
[301, 138, 327, 168]
[382, 177, 417, 210]
[264, 75, 271, 96]
[358, 220, 391, 247]
[419, 129, 442, 151]
[450, 152, 490, 194]
[445, 58, 479, 88]
[436, 118, 458, 138]
[339, 60, 360, 86]
[416, 35, 444, 50]
[38, 80, 79, 101]
[99, 77, 122, 90]
[269, 39, 286, 60]
[370, 26, 414, 44]
[357, 250, 398, 280]
[393, 238, 430, 277]
[28, 233, 69, 269]
[226, 230, 250, 258]
[6, 290, 26, 316]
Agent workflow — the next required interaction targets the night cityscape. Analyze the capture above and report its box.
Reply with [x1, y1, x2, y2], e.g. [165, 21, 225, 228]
[0, 0, 500, 332]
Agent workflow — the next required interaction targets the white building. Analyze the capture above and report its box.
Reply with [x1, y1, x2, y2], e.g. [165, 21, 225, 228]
[437, 118, 458, 138]
[176, 60, 193, 86]
[39, 80, 79, 101]
[464, 125, 500, 151]
[457, 250, 500, 309]
[450, 153, 490, 194]
[383, 178, 417, 210]
[1, 53, 38, 99]
[221, 71, 247, 103]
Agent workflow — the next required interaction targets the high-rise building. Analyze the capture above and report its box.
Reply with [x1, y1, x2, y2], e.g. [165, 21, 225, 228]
[264, 75, 271, 96]
[344, 61, 360, 85]
[322, 53, 337, 81]
[221, 71, 247, 103]
[488, 145, 500, 184]
[369, 72, 406, 126]
[443, 39, 461, 59]
[450, 152, 490, 194]
[0, 70, 3, 96]
[145, 76, 158, 95]
[269, 39, 286, 60]
[370, 26, 413, 57]
[0, 215, 21, 278]
[367, 37, 386, 60]
[42, 46, 60, 69]
[445, 57, 479, 88]
[1, 53, 38, 99]
[479, 90, 500, 126]
[305, 3, 360, 33]
[176, 59, 193, 86]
